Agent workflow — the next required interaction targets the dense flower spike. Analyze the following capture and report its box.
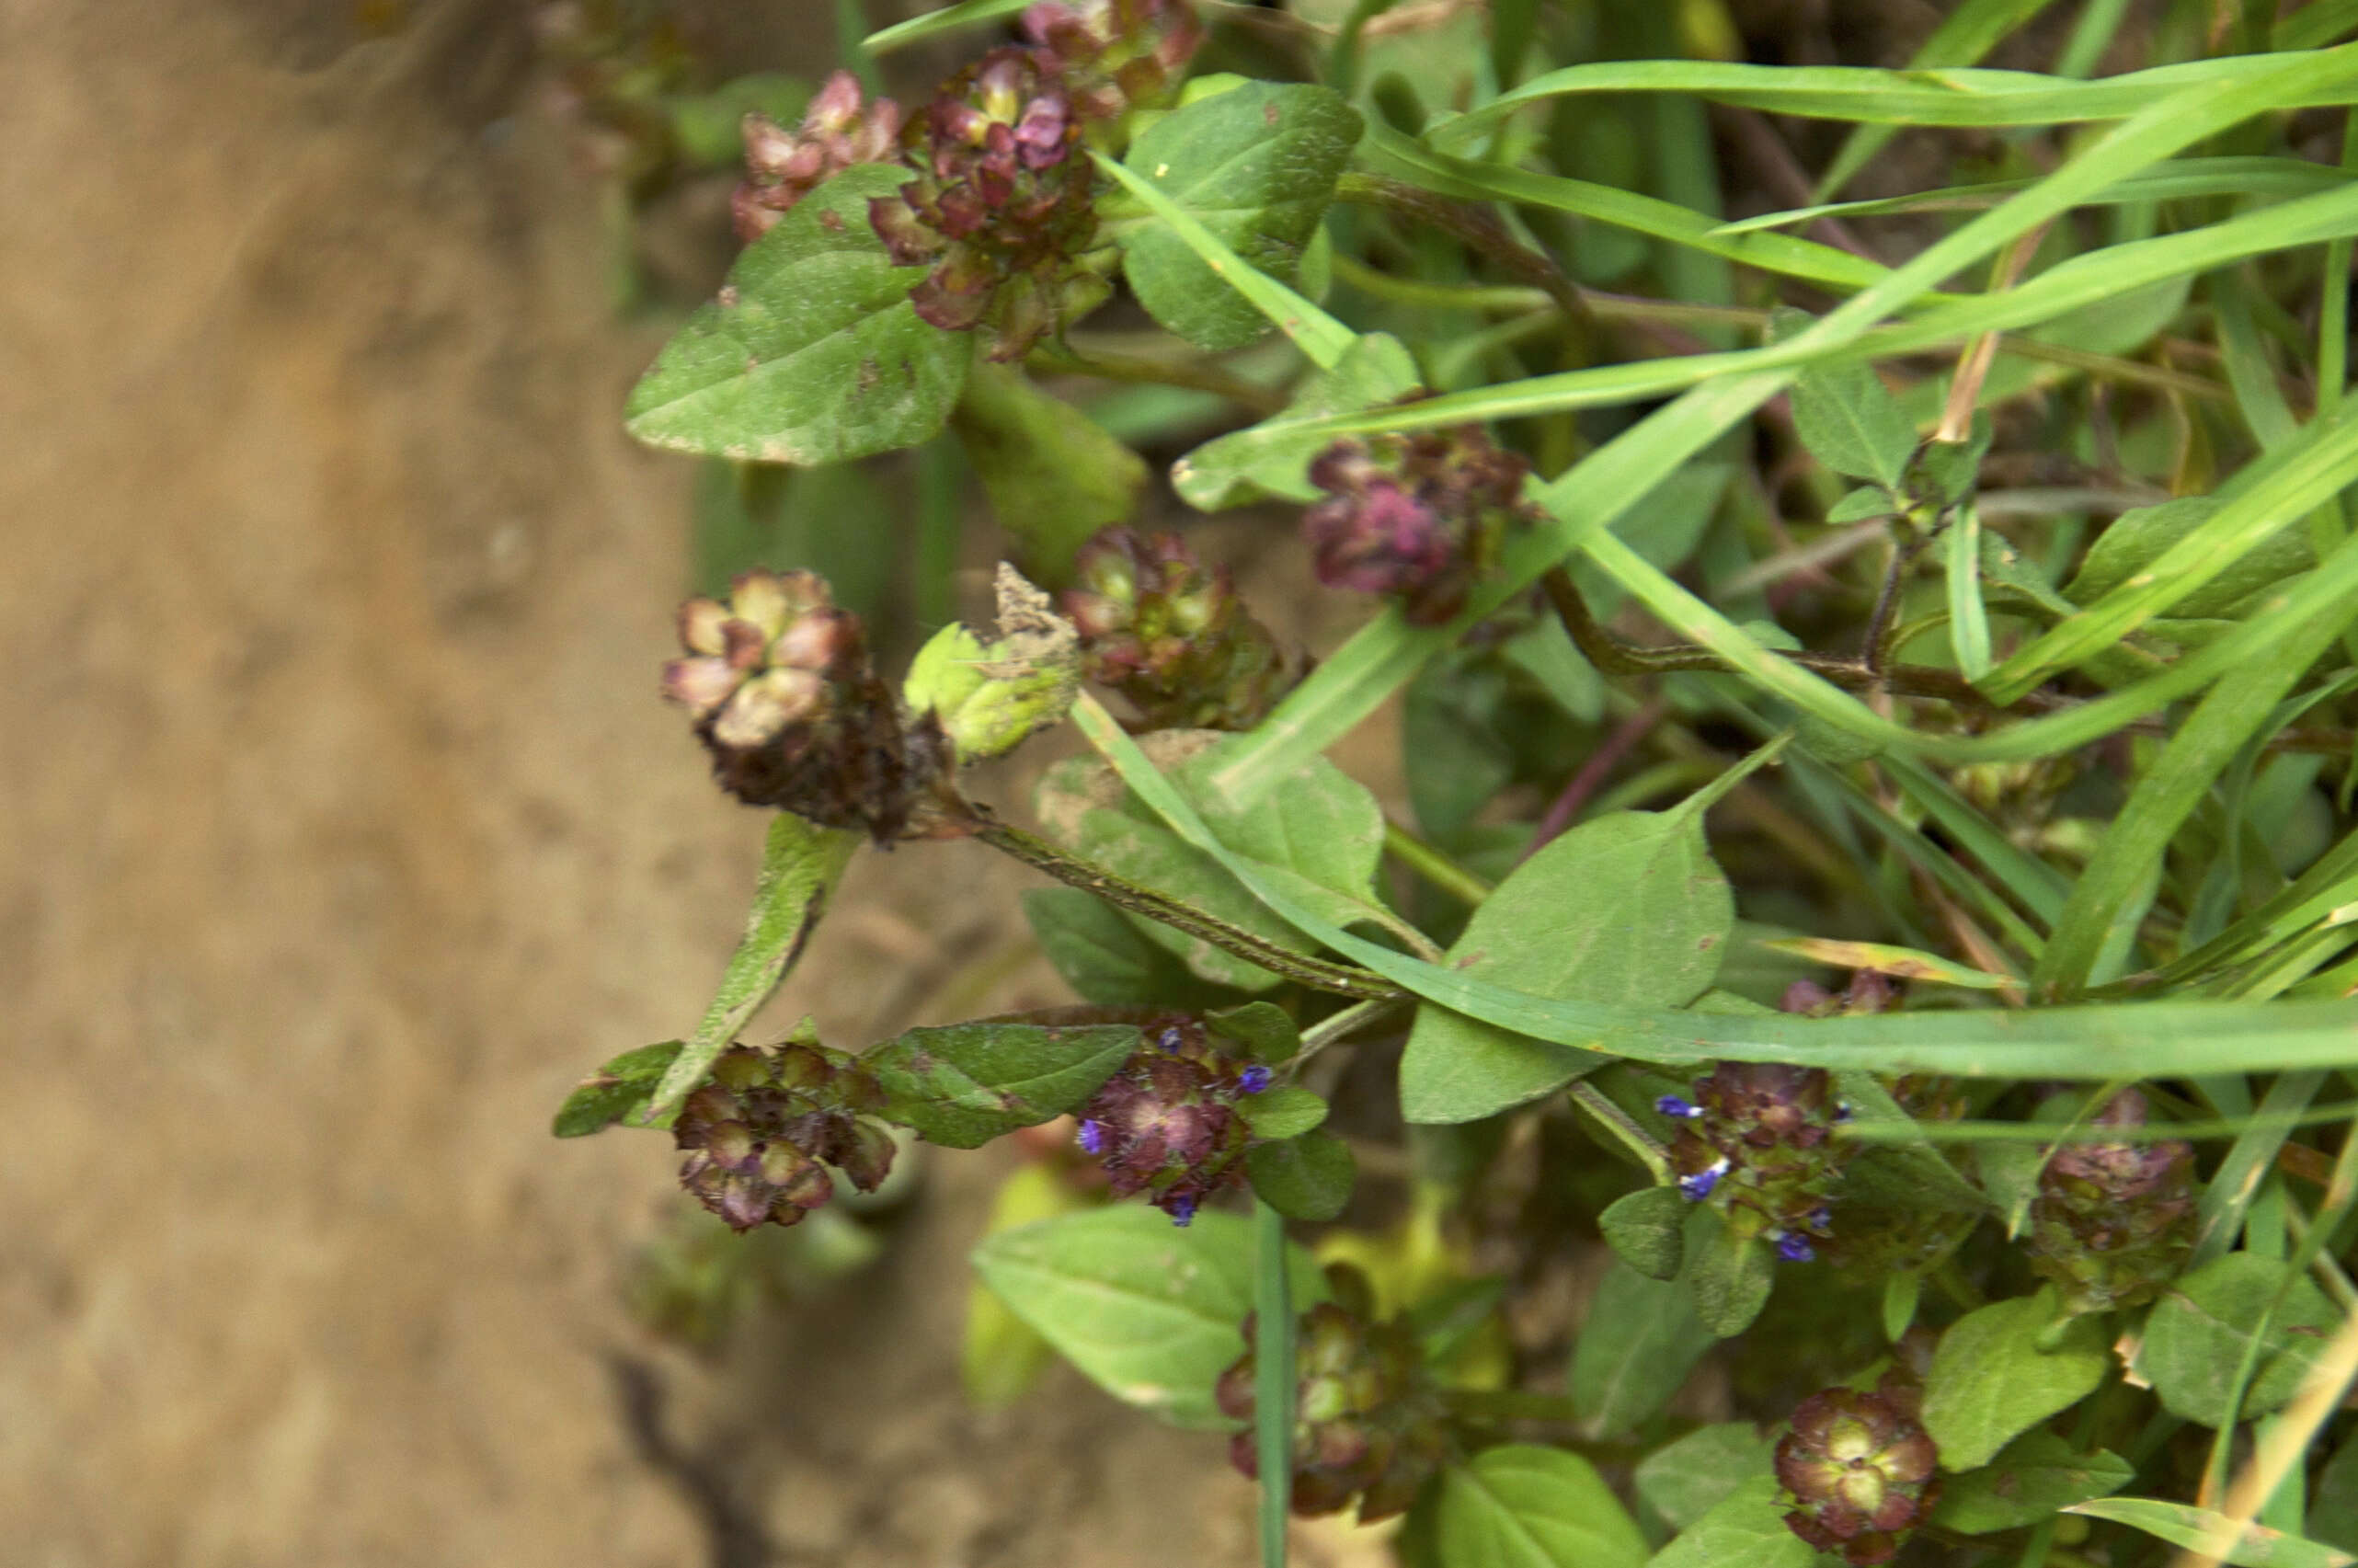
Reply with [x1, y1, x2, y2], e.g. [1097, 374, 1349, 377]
[1061, 527, 1304, 730]
[1301, 427, 1532, 625]
[672, 1040, 897, 1232]
[1216, 1265, 1448, 1520]
[661, 569, 938, 839]
[1666, 1063, 1843, 1257]
[869, 48, 1104, 361]
[1071, 1014, 1264, 1221]
[732, 71, 904, 242]
[1022, 0, 1203, 133]
[1776, 1379, 1941, 1566]
[2026, 1088, 2196, 1314]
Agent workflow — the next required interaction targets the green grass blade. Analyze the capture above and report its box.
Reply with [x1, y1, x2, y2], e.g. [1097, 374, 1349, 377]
[2281, 0, 2358, 51]
[1090, 151, 1355, 372]
[2192, 1071, 2329, 1266]
[1879, 755, 2073, 929]
[863, 0, 1033, 55]
[1718, 157, 2356, 235]
[1082, 698, 2358, 1087]
[1814, 0, 2065, 200]
[1946, 504, 1995, 681]
[1254, 1199, 1294, 1568]
[1430, 49, 2358, 147]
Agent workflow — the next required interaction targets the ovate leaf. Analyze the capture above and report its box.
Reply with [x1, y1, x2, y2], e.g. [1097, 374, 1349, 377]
[1117, 83, 1365, 350]
[647, 814, 863, 1119]
[1243, 1129, 1354, 1220]
[1020, 887, 1234, 1010]
[1931, 1432, 2134, 1534]
[2135, 1253, 2340, 1428]
[865, 1022, 1139, 1148]
[1636, 1425, 1777, 1531]
[1402, 808, 1733, 1124]
[1921, 1294, 2109, 1471]
[1646, 1475, 1826, 1568]
[1428, 1445, 1651, 1568]
[1777, 308, 1918, 488]
[949, 362, 1148, 586]
[1600, 1185, 1690, 1281]
[1236, 1085, 1328, 1139]
[2066, 497, 2314, 618]
[969, 1206, 1325, 1428]
[553, 1041, 685, 1137]
[625, 164, 973, 464]
[1574, 1250, 1716, 1432]
[962, 1162, 1092, 1411]
[1689, 1219, 1775, 1339]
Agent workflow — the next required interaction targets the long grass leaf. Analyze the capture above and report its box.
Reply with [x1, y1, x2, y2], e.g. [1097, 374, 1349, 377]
[1814, 0, 2066, 200]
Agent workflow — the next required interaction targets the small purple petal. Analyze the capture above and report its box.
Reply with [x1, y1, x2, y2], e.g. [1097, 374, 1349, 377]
[1077, 1118, 1105, 1154]
[1654, 1094, 1702, 1120]
[1777, 1232, 1816, 1264]
[1834, 1101, 1855, 1123]
[1238, 1066, 1272, 1094]
[1809, 1207, 1833, 1230]
[1156, 1026, 1185, 1054]
[1166, 1194, 1197, 1226]
[1677, 1162, 1723, 1201]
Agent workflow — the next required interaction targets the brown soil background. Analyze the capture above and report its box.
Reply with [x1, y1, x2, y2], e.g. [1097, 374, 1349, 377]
[0, 3, 1372, 1562]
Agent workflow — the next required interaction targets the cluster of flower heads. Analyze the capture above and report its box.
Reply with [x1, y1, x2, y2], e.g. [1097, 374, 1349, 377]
[1658, 1064, 1847, 1263]
[2026, 1087, 2196, 1315]
[1776, 1346, 1941, 1567]
[1061, 528, 1304, 731]
[1071, 1014, 1273, 1223]
[734, 72, 903, 242]
[1216, 1265, 1449, 1519]
[727, 2, 1202, 360]
[661, 568, 944, 840]
[672, 1039, 897, 1232]
[1302, 426, 1532, 625]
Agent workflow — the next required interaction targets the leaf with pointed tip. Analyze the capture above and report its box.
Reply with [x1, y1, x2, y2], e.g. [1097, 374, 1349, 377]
[1922, 1295, 2108, 1470]
[553, 1041, 684, 1137]
[1932, 1432, 2134, 1535]
[866, 1022, 1140, 1148]
[624, 165, 973, 464]
[1243, 1129, 1354, 1219]
[1427, 1446, 1651, 1568]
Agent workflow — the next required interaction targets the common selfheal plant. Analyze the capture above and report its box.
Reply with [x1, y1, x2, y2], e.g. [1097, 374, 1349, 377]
[575, 0, 2358, 1560]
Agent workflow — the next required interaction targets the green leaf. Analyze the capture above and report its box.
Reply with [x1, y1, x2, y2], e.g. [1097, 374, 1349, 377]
[2135, 1253, 2340, 1428]
[862, 0, 1031, 54]
[624, 165, 973, 464]
[864, 1022, 1140, 1149]
[2066, 1498, 2358, 1567]
[1172, 333, 1421, 511]
[947, 363, 1149, 587]
[1573, 1252, 1716, 1431]
[1402, 808, 1733, 1125]
[1920, 1294, 2108, 1471]
[968, 1206, 1325, 1429]
[2310, 1429, 2358, 1552]
[1429, 1445, 1651, 1568]
[1689, 1219, 1775, 1338]
[1116, 83, 1364, 351]
[1243, 1129, 1354, 1220]
[1599, 1185, 1689, 1280]
[1237, 1085, 1328, 1139]
[669, 73, 810, 168]
[1826, 486, 1896, 523]
[1205, 1001, 1301, 1063]
[961, 1161, 1091, 1411]
[1784, 337, 1919, 488]
[1020, 887, 1229, 1011]
[2066, 498, 2315, 618]
[647, 814, 863, 1120]
[552, 1041, 685, 1138]
[1931, 1432, 2133, 1534]
[1635, 1425, 1776, 1531]
[1645, 1474, 1827, 1568]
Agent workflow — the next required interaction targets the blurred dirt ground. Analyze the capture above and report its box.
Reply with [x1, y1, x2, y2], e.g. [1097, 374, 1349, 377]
[0, 4, 1397, 1563]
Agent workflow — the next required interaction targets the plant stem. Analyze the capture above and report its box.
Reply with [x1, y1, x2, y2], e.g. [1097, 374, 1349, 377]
[1294, 996, 1407, 1063]
[1382, 820, 1493, 906]
[1567, 1082, 1672, 1184]
[1027, 343, 1288, 417]
[1333, 172, 1598, 335]
[967, 815, 1404, 1001]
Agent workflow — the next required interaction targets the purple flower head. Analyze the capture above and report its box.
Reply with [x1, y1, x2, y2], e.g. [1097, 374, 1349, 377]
[1777, 1232, 1817, 1264]
[1655, 1094, 1702, 1120]
[1238, 1065, 1273, 1094]
[1060, 527, 1303, 732]
[1077, 1117, 1105, 1154]
[1300, 427, 1531, 625]
[1073, 1016, 1252, 1223]
[732, 70, 904, 243]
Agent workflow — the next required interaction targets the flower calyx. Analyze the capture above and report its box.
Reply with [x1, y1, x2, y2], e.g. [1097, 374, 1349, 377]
[1215, 1265, 1448, 1520]
[1301, 425, 1532, 626]
[1070, 1013, 1271, 1224]
[1659, 1062, 1843, 1262]
[1775, 1373, 1941, 1567]
[673, 1036, 897, 1232]
[1062, 527, 1303, 731]
[1022, 0, 1204, 137]
[2026, 1087, 2195, 1315]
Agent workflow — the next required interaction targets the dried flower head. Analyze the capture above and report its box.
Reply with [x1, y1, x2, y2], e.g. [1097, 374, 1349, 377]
[1301, 426, 1531, 624]
[869, 48, 1104, 361]
[662, 568, 940, 840]
[1023, 0, 1204, 132]
[2027, 1087, 2195, 1314]
[1216, 1265, 1448, 1520]
[1776, 1382, 1941, 1566]
[1664, 1063, 1844, 1259]
[1071, 1014, 1267, 1223]
[673, 1039, 897, 1232]
[733, 71, 904, 242]
[1061, 528, 1303, 730]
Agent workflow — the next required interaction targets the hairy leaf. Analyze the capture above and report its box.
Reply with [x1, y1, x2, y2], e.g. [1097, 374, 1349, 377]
[1428, 1445, 1651, 1568]
[1921, 1295, 2109, 1470]
[866, 1022, 1139, 1149]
